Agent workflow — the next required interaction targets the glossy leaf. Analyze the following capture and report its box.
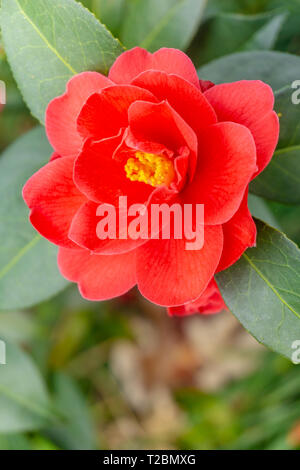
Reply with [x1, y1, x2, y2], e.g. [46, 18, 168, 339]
[0, 127, 69, 310]
[198, 50, 300, 91]
[217, 219, 300, 360]
[248, 194, 280, 229]
[192, 12, 286, 66]
[0, 0, 123, 122]
[120, 0, 207, 52]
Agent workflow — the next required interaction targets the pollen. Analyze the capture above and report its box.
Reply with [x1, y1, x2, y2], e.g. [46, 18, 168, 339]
[124, 151, 175, 187]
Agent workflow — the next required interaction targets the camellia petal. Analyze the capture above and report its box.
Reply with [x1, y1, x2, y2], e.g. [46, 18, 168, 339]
[69, 200, 148, 255]
[23, 156, 86, 248]
[77, 85, 157, 142]
[46, 72, 113, 158]
[128, 100, 198, 180]
[131, 71, 217, 136]
[181, 122, 257, 225]
[204, 80, 279, 177]
[58, 247, 136, 301]
[109, 47, 200, 89]
[136, 225, 223, 306]
[74, 135, 153, 206]
[217, 190, 257, 272]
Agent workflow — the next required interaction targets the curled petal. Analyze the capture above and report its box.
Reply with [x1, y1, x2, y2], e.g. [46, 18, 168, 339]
[46, 72, 112, 157]
[109, 47, 200, 89]
[23, 156, 86, 248]
[205, 80, 279, 177]
[77, 85, 157, 142]
[132, 71, 217, 136]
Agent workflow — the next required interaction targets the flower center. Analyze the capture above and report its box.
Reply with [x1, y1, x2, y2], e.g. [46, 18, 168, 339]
[125, 151, 175, 187]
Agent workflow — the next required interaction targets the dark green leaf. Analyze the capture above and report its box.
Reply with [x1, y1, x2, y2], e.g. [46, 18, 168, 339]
[198, 50, 300, 90]
[191, 12, 285, 67]
[242, 13, 286, 51]
[248, 194, 280, 229]
[0, 127, 68, 310]
[217, 220, 300, 360]
[251, 86, 300, 204]
[120, 0, 207, 52]
[0, 0, 123, 122]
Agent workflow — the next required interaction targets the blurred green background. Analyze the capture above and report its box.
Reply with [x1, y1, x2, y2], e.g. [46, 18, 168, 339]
[0, 0, 300, 450]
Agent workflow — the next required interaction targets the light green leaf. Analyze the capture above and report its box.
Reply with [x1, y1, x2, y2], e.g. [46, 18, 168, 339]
[0, 0, 123, 122]
[0, 127, 69, 311]
[217, 220, 300, 360]
[120, 0, 207, 52]
[0, 340, 54, 433]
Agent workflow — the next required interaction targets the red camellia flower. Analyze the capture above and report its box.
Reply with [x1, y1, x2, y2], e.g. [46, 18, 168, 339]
[23, 47, 279, 313]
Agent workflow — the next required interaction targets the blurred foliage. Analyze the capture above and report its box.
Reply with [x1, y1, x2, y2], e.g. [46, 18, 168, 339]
[176, 354, 300, 450]
[0, 0, 300, 450]
[0, 287, 299, 449]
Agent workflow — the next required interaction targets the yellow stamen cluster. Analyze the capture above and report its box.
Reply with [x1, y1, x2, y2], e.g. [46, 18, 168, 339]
[125, 151, 175, 187]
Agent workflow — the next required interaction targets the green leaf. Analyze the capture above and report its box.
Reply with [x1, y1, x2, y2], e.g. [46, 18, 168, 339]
[0, 340, 54, 433]
[120, 0, 207, 52]
[248, 194, 280, 229]
[0, 127, 68, 311]
[0, 0, 123, 122]
[46, 373, 96, 450]
[251, 86, 300, 204]
[198, 50, 300, 91]
[242, 13, 286, 51]
[216, 220, 300, 360]
[191, 12, 286, 67]
[89, 0, 125, 36]
[267, 0, 300, 55]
